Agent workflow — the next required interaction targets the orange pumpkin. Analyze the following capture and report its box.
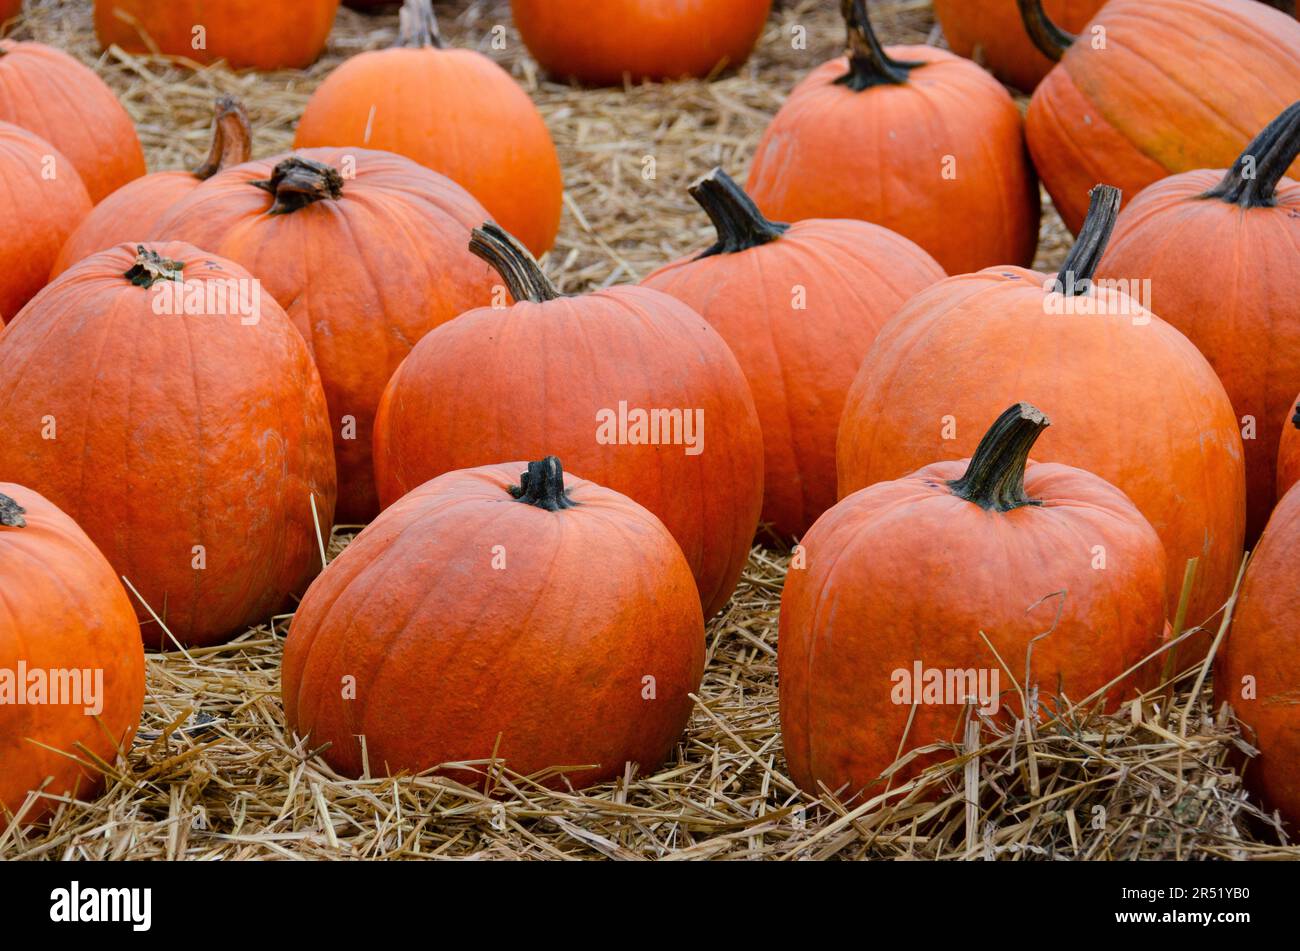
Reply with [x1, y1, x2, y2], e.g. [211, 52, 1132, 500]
[837, 186, 1245, 635]
[1098, 102, 1300, 545]
[295, 0, 562, 255]
[0, 484, 145, 826]
[283, 457, 706, 788]
[0, 243, 337, 648]
[0, 122, 91, 323]
[1021, 0, 1300, 233]
[783, 404, 1167, 801]
[1278, 397, 1300, 499]
[53, 97, 251, 277]
[374, 225, 764, 619]
[150, 149, 498, 523]
[0, 40, 145, 202]
[94, 0, 339, 70]
[933, 0, 1103, 91]
[512, 0, 771, 85]
[642, 168, 945, 538]
[746, 0, 1039, 276]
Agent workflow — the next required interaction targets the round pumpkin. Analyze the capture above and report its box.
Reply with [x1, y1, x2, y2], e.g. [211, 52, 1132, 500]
[94, 0, 339, 71]
[0, 122, 91, 323]
[294, 0, 562, 256]
[53, 97, 251, 277]
[746, 0, 1039, 276]
[837, 186, 1245, 637]
[642, 168, 945, 538]
[150, 148, 498, 523]
[1020, 0, 1300, 233]
[374, 224, 764, 619]
[283, 456, 706, 788]
[0, 39, 145, 202]
[1278, 397, 1300, 499]
[783, 404, 1167, 800]
[0, 484, 144, 827]
[933, 0, 1104, 91]
[512, 0, 771, 85]
[0, 243, 337, 648]
[1097, 102, 1300, 545]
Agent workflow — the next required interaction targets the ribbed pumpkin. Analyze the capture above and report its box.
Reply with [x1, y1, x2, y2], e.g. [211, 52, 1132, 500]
[0, 243, 337, 648]
[1097, 103, 1300, 544]
[783, 404, 1167, 801]
[642, 168, 945, 538]
[283, 457, 706, 788]
[933, 0, 1104, 91]
[94, 0, 339, 70]
[1020, 0, 1300, 233]
[1278, 397, 1300, 499]
[837, 187, 1245, 635]
[0, 484, 145, 827]
[746, 1, 1038, 276]
[150, 148, 498, 523]
[374, 225, 764, 619]
[53, 97, 251, 277]
[512, 0, 771, 85]
[0, 122, 91, 323]
[0, 39, 145, 202]
[294, 0, 562, 255]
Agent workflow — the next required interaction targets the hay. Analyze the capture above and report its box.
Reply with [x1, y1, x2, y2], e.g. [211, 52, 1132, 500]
[1, 0, 1290, 860]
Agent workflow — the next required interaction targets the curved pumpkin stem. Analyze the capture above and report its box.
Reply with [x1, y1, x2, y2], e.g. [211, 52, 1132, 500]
[469, 223, 562, 302]
[192, 96, 252, 181]
[1016, 0, 1076, 63]
[0, 493, 26, 528]
[1202, 101, 1300, 209]
[947, 404, 1050, 512]
[1056, 184, 1121, 296]
[835, 0, 922, 91]
[251, 157, 343, 214]
[689, 168, 789, 258]
[397, 0, 443, 49]
[125, 246, 185, 288]
[510, 456, 578, 511]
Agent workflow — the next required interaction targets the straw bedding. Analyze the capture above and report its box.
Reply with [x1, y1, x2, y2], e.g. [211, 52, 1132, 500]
[0, 0, 1290, 860]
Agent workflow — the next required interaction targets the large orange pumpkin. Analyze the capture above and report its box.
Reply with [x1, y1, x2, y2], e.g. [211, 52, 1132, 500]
[933, 0, 1104, 91]
[294, 0, 563, 256]
[837, 186, 1246, 635]
[512, 0, 772, 85]
[0, 122, 91, 323]
[0, 483, 145, 827]
[374, 224, 764, 619]
[642, 168, 944, 539]
[0, 243, 337, 648]
[94, 0, 339, 71]
[1097, 102, 1300, 545]
[150, 149, 498, 523]
[783, 404, 1167, 801]
[746, 0, 1039, 276]
[283, 457, 706, 788]
[53, 97, 252, 277]
[1021, 0, 1300, 233]
[0, 39, 145, 202]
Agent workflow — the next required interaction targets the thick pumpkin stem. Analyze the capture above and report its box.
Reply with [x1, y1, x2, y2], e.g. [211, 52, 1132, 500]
[469, 223, 563, 302]
[397, 0, 443, 49]
[1016, 0, 1076, 62]
[251, 157, 343, 214]
[124, 246, 184, 288]
[1202, 101, 1300, 209]
[0, 493, 26, 528]
[192, 96, 252, 181]
[510, 456, 578, 511]
[1055, 184, 1121, 296]
[835, 0, 922, 91]
[947, 404, 1050, 512]
[690, 168, 789, 258]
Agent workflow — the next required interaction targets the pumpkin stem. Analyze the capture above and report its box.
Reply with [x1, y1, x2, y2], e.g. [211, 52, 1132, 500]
[469, 223, 563, 303]
[0, 493, 26, 528]
[510, 456, 578, 511]
[1016, 0, 1076, 62]
[1259, 0, 1296, 14]
[689, 168, 789, 258]
[1202, 101, 1300, 209]
[835, 0, 923, 91]
[947, 404, 1050, 512]
[1055, 184, 1121, 297]
[124, 246, 185, 288]
[192, 96, 252, 181]
[251, 157, 343, 214]
[397, 0, 443, 49]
